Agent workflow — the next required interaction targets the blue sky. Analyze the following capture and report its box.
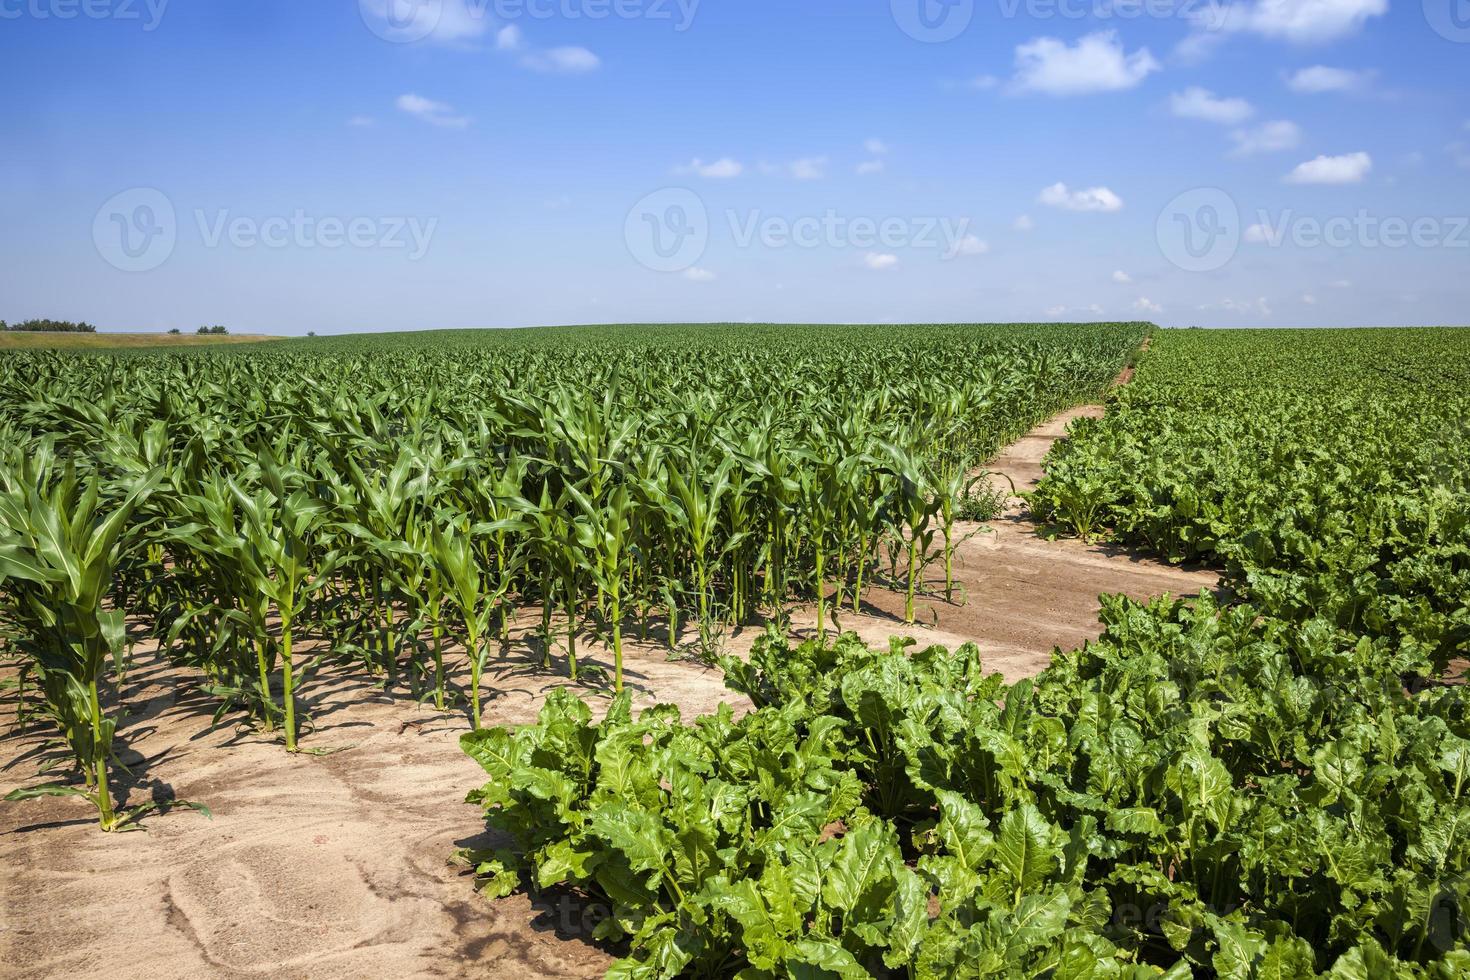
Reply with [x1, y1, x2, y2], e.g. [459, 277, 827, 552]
[1, 0, 1467, 333]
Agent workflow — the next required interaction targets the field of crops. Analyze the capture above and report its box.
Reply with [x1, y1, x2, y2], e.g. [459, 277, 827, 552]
[458, 328, 1470, 977]
[0, 322, 1144, 823]
[1032, 328, 1470, 674]
[2, 323, 1467, 978]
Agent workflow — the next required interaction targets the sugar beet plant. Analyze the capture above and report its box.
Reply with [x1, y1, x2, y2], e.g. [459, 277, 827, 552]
[1031, 328, 1470, 675]
[463, 601, 1470, 978]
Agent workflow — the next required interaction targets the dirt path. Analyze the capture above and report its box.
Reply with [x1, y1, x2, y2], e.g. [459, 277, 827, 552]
[733, 402, 1218, 678]
[0, 391, 1219, 980]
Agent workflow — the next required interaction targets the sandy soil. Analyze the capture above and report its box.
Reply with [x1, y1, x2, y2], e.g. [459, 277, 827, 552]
[0, 396, 1218, 980]
[0, 630, 728, 980]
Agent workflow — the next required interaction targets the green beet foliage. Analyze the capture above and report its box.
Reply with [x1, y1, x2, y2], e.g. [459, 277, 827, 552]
[462, 601, 1470, 978]
[1029, 328, 1470, 674]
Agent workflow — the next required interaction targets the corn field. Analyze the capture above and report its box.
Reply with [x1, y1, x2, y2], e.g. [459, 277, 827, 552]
[0, 322, 1146, 829]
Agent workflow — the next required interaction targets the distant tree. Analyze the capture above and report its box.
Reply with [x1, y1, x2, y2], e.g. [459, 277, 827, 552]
[197, 325, 229, 335]
[168, 328, 182, 335]
[307, 331, 317, 338]
[6, 319, 97, 333]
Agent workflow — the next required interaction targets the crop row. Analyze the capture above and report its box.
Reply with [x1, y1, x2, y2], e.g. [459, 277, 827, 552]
[0, 322, 1146, 829]
[1030, 327, 1470, 673]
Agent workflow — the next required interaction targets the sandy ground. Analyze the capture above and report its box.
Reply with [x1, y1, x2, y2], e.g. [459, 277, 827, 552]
[0, 398, 1218, 980]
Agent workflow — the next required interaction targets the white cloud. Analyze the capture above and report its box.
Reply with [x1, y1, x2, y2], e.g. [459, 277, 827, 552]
[347, 115, 375, 128]
[1013, 214, 1035, 232]
[971, 74, 1001, 91]
[1174, 30, 1227, 65]
[758, 157, 829, 179]
[1011, 31, 1160, 96]
[682, 267, 717, 282]
[864, 138, 889, 155]
[1170, 87, 1254, 124]
[856, 160, 886, 176]
[674, 157, 744, 179]
[487, 20, 600, 75]
[1284, 151, 1372, 184]
[1205, 0, 1388, 44]
[1230, 120, 1302, 156]
[1301, 293, 1317, 304]
[1201, 297, 1274, 317]
[1222, 297, 1273, 317]
[1330, 279, 1352, 288]
[1133, 297, 1163, 314]
[1285, 65, 1374, 93]
[1243, 222, 1285, 244]
[496, 24, 524, 50]
[1045, 305, 1069, 317]
[789, 157, 829, 180]
[396, 94, 470, 129]
[523, 46, 601, 74]
[865, 253, 899, 271]
[1112, 270, 1132, 284]
[947, 235, 990, 258]
[1039, 182, 1123, 212]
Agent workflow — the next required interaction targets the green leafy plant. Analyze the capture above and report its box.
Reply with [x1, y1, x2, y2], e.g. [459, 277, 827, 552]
[0, 453, 206, 830]
[464, 603, 1470, 978]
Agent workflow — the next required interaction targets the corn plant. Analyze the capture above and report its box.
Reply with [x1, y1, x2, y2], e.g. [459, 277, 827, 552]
[156, 472, 280, 729]
[431, 512, 523, 729]
[667, 458, 743, 654]
[0, 457, 206, 830]
[881, 441, 943, 625]
[332, 449, 435, 689]
[569, 483, 635, 691]
[232, 450, 339, 753]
